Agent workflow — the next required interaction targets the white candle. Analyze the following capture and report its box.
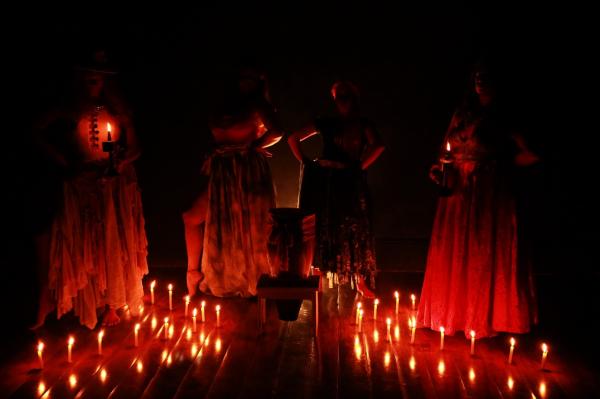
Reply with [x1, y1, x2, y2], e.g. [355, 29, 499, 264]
[192, 308, 197, 332]
[358, 309, 363, 333]
[409, 317, 416, 344]
[410, 294, 416, 311]
[168, 284, 173, 311]
[540, 343, 549, 369]
[201, 301, 206, 322]
[328, 272, 333, 289]
[134, 323, 141, 347]
[97, 330, 104, 355]
[470, 330, 476, 356]
[164, 318, 169, 340]
[67, 336, 75, 363]
[216, 305, 221, 327]
[439, 327, 445, 350]
[394, 291, 399, 315]
[355, 302, 362, 325]
[373, 299, 379, 321]
[508, 337, 515, 364]
[184, 295, 190, 317]
[37, 341, 44, 369]
[150, 280, 156, 305]
[386, 318, 392, 341]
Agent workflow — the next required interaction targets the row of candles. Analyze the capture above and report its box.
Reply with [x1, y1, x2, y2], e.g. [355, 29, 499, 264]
[35, 281, 223, 369]
[354, 291, 550, 370]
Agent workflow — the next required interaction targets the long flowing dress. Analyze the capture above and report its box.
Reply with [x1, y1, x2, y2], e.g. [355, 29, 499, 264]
[47, 104, 148, 329]
[199, 115, 276, 297]
[417, 106, 537, 338]
[298, 116, 377, 287]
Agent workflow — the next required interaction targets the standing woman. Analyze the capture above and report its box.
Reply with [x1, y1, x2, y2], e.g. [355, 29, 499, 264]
[33, 50, 148, 328]
[417, 63, 539, 338]
[183, 66, 283, 297]
[288, 81, 384, 298]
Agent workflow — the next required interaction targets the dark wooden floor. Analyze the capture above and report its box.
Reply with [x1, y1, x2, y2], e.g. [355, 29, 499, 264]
[1, 271, 599, 399]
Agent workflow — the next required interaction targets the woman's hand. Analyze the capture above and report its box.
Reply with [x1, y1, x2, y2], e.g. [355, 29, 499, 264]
[429, 164, 442, 183]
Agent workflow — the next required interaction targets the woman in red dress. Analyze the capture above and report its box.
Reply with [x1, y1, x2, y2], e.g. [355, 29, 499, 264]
[417, 64, 539, 338]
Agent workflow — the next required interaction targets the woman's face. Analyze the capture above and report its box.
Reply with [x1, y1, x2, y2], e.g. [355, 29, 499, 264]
[474, 71, 494, 99]
[82, 72, 105, 98]
[334, 88, 358, 116]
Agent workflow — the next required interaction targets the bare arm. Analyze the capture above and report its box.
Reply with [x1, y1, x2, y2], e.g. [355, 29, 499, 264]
[513, 133, 540, 167]
[287, 124, 319, 163]
[360, 123, 385, 170]
[254, 105, 284, 149]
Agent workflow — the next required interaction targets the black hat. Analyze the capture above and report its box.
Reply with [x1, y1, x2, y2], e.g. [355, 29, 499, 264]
[74, 49, 118, 74]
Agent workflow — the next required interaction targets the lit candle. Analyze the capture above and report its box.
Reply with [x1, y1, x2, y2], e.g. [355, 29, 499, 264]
[508, 337, 515, 364]
[150, 280, 156, 305]
[394, 291, 399, 315]
[37, 341, 44, 369]
[394, 325, 400, 341]
[184, 295, 190, 317]
[134, 323, 141, 347]
[540, 343, 549, 369]
[439, 327, 445, 350]
[470, 330, 476, 356]
[384, 351, 391, 368]
[386, 318, 392, 341]
[355, 302, 362, 325]
[410, 317, 416, 344]
[69, 374, 77, 388]
[97, 329, 104, 355]
[136, 360, 143, 373]
[201, 301, 206, 322]
[438, 360, 445, 375]
[107, 122, 112, 137]
[409, 355, 416, 371]
[192, 308, 197, 332]
[164, 317, 169, 340]
[539, 381, 547, 397]
[373, 298, 379, 321]
[373, 329, 379, 343]
[151, 316, 157, 330]
[507, 376, 514, 391]
[469, 368, 476, 383]
[216, 305, 221, 327]
[100, 368, 108, 383]
[168, 284, 173, 311]
[358, 308, 364, 333]
[410, 294, 416, 311]
[67, 336, 75, 363]
[328, 272, 333, 289]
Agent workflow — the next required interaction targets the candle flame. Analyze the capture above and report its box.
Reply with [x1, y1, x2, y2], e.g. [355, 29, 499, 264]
[470, 330, 476, 339]
[161, 349, 168, 362]
[201, 300, 206, 307]
[384, 352, 391, 367]
[151, 317, 157, 330]
[164, 317, 169, 324]
[437, 360, 445, 375]
[100, 368, 108, 383]
[98, 330, 105, 340]
[215, 338, 222, 353]
[68, 336, 75, 345]
[191, 343, 198, 357]
[37, 341, 44, 352]
[107, 122, 112, 133]
[37, 382, 46, 396]
[386, 317, 392, 326]
[185, 295, 190, 304]
[440, 327, 445, 334]
[136, 360, 143, 373]
[374, 298, 379, 305]
[135, 323, 141, 332]
[469, 368, 476, 382]
[168, 284, 173, 291]
[446, 141, 451, 152]
[373, 329, 379, 343]
[394, 326, 400, 340]
[357, 302, 362, 309]
[186, 329, 192, 341]
[539, 381, 547, 397]
[216, 305, 221, 312]
[354, 335, 360, 346]
[69, 374, 77, 388]
[150, 280, 156, 289]
[409, 356, 416, 371]
[411, 294, 416, 301]
[510, 337, 516, 347]
[507, 376, 515, 390]
[394, 291, 399, 299]
[541, 343, 548, 353]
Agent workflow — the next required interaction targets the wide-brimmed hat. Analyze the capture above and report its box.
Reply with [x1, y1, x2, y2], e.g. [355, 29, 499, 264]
[74, 49, 118, 74]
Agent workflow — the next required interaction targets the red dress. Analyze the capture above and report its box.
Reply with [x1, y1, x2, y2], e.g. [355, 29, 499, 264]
[417, 108, 537, 338]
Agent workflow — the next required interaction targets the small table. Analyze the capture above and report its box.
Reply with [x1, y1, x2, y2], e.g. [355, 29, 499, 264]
[256, 275, 321, 336]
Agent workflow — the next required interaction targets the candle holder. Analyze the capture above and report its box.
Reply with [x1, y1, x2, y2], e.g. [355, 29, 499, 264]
[438, 150, 455, 197]
[102, 133, 119, 177]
